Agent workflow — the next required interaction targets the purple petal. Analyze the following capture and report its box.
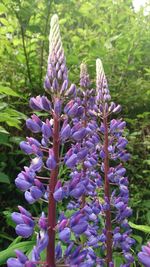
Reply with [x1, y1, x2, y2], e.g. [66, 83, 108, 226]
[15, 250, 28, 263]
[30, 186, 43, 200]
[12, 212, 24, 225]
[71, 221, 88, 235]
[72, 128, 86, 141]
[26, 119, 41, 133]
[25, 191, 36, 204]
[20, 141, 33, 154]
[54, 188, 64, 202]
[16, 224, 33, 238]
[65, 154, 77, 168]
[15, 177, 31, 191]
[138, 252, 150, 267]
[46, 155, 57, 170]
[59, 227, 71, 242]
[7, 258, 24, 267]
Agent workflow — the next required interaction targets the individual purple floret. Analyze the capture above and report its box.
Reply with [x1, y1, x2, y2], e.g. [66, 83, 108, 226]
[11, 206, 35, 238]
[7, 250, 36, 267]
[138, 242, 150, 267]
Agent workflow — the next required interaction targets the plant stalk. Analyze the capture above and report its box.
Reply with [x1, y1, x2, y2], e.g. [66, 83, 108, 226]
[47, 112, 60, 267]
[103, 115, 113, 266]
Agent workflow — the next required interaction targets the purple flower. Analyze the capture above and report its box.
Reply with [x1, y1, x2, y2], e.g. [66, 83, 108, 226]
[20, 141, 33, 154]
[61, 80, 68, 93]
[66, 84, 76, 96]
[25, 179, 44, 204]
[26, 118, 41, 133]
[42, 119, 52, 138]
[59, 227, 71, 242]
[41, 96, 51, 111]
[12, 208, 34, 238]
[55, 242, 62, 260]
[29, 95, 43, 111]
[30, 157, 43, 172]
[124, 252, 134, 263]
[7, 250, 36, 267]
[15, 176, 32, 192]
[70, 183, 85, 199]
[46, 149, 56, 170]
[52, 78, 59, 92]
[60, 121, 71, 141]
[138, 242, 150, 267]
[54, 98, 62, 115]
[15, 167, 35, 192]
[65, 154, 78, 168]
[77, 148, 88, 160]
[16, 224, 34, 238]
[71, 221, 88, 235]
[72, 128, 86, 141]
[64, 242, 74, 257]
[54, 187, 64, 202]
[38, 212, 47, 230]
[32, 231, 49, 261]
[111, 104, 121, 113]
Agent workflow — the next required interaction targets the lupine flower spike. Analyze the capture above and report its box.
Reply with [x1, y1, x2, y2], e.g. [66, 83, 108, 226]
[96, 58, 135, 266]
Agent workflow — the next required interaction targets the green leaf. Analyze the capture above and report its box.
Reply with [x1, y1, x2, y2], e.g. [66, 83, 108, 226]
[0, 102, 8, 110]
[114, 255, 124, 267]
[129, 222, 150, 233]
[0, 241, 35, 265]
[0, 85, 19, 97]
[0, 126, 9, 134]
[132, 234, 143, 244]
[0, 172, 10, 184]
[0, 233, 14, 242]
[9, 236, 22, 247]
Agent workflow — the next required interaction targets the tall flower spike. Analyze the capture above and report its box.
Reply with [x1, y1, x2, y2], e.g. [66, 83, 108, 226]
[96, 58, 111, 102]
[44, 14, 68, 93]
[96, 59, 134, 266]
[80, 63, 90, 88]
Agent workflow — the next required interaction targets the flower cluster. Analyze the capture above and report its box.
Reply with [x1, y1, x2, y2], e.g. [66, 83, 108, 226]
[7, 14, 136, 267]
[92, 59, 135, 266]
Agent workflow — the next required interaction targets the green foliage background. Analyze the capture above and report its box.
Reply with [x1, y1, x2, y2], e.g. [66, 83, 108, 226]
[0, 0, 150, 265]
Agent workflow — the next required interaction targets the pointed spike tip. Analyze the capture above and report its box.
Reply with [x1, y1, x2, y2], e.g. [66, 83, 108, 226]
[50, 14, 59, 27]
[96, 58, 107, 90]
[49, 14, 62, 56]
[96, 58, 104, 77]
[80, 62, 87, 72]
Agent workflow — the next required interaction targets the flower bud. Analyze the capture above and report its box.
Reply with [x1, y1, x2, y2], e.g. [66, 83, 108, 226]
[46, 149, 56, 170]
[59, 227, 71, 242]
[72, 128, 86, 141]
[26, 119, 41, 133]
[54, 98, 62, 115]
[65, 154, 77, 168]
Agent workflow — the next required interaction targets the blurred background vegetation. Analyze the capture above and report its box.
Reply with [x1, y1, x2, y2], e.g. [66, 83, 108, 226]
[0, 0, 150, 265]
